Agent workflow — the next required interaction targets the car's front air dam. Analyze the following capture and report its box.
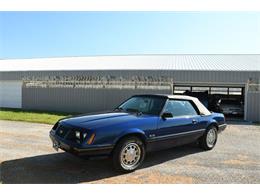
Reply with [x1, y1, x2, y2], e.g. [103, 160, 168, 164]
[49, 132, 114, 157]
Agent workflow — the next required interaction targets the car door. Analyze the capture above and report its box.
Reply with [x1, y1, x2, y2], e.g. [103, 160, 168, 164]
[152, 99, 205, 150]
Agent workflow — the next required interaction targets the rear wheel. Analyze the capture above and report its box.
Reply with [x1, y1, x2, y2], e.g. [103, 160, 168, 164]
[199, 125, 218, 150]
[112, 136, 145, 172]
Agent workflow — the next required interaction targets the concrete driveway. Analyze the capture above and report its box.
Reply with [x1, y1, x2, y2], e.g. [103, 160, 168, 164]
[0, 120, 259, 184]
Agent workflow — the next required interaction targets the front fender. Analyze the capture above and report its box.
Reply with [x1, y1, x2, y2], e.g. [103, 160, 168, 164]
[113, 128, 147, 145]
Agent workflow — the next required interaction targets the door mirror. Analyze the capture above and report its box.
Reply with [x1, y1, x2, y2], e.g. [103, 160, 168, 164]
[161, 112, 173, 119]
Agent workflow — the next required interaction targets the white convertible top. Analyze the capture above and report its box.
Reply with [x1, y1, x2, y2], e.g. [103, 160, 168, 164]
[167, 95, 211, 115]
[190, 97, 211, 116]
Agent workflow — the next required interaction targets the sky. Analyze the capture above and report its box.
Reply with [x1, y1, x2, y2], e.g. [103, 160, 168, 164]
[0, 12, 260, 59]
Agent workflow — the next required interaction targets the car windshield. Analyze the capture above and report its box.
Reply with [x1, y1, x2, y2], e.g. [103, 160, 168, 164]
[116, 96, 166, 115]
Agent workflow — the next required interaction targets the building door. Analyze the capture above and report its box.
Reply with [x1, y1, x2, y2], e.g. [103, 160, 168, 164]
[0, 80, 22, 108]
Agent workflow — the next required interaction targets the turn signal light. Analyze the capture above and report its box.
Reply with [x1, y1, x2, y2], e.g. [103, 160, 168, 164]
[87, 133, 95, 144]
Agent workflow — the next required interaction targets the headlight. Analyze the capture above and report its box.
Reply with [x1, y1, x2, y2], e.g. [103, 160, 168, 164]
[75, 131, 81, 139]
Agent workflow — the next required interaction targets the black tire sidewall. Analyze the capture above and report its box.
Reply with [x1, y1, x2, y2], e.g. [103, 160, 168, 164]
[113, 136, 145, 172]
[200, 125, 218, 150]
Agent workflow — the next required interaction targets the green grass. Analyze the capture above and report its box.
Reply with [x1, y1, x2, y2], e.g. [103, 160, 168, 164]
[0, 108, 74, 125]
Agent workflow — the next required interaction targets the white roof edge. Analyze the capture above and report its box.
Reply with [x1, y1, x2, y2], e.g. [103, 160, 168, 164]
[0, 54, 260, 72]
[1, 53, 260, 61]
[146, 94, 198, 100]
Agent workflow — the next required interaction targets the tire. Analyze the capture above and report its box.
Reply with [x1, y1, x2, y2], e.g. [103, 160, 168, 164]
[199, 125, 218, 150]
[112, 136, 145, 172]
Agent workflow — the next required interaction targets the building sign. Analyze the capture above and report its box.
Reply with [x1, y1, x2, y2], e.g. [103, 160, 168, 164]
[22, 75, 173, 90]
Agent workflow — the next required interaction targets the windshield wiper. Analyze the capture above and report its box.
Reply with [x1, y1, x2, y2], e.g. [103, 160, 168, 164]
[114, 107, 124, 112]
[126, 108, 143, 115]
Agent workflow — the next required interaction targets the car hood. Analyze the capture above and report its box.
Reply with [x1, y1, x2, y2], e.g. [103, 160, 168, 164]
[61, 111, 154, 130]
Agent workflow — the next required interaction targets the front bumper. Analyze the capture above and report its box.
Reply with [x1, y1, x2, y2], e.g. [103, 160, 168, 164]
[49, 130, 113, 157]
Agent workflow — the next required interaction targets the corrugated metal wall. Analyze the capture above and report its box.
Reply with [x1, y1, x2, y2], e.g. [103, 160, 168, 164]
[1, 69, 259, 122]
[246, 92, 260, 122]
[22, 87, 171, 113]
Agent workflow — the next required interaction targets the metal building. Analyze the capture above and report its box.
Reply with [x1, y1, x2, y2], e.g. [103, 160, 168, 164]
[0, 54, 259, 122]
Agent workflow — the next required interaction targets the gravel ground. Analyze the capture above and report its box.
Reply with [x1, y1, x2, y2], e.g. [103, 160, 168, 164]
[0, 120, 259, 184]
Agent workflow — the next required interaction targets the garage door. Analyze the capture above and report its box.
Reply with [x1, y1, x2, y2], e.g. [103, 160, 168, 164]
[0, 80, 22, 108]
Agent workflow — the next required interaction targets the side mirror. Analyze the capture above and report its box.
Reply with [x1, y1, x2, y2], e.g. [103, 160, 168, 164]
[161, 112, 173, 119]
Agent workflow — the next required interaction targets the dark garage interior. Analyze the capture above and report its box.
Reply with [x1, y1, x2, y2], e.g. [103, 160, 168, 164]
[173, 85, 245, 120]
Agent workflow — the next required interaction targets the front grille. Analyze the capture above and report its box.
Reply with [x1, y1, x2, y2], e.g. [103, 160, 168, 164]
[55, 123, 87, 144]
[55, 124, 71, 138]
[66, 129, 87, 144]
[66, 130, 77, 140]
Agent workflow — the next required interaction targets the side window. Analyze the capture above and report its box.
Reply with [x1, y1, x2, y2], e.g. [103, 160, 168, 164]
[149, 98, 166, 115]
[164, 100, 198, 117]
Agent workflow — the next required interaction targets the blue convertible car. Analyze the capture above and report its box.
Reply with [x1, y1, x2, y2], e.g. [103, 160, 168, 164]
[50, 94, 226, 172]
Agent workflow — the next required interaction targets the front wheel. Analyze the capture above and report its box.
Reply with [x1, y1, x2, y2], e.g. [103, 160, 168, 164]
[199, 125, 218, 150]
[112, 136, 145, 172]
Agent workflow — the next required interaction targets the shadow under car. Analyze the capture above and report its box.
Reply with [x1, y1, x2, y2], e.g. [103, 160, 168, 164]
[0, 144, 204, 184]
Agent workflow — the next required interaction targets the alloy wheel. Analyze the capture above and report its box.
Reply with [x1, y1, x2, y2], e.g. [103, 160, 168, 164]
[206, 127, 217, 148]
[120, 142, 141, 170]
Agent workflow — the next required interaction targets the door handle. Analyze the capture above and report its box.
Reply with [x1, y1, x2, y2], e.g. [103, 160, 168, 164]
[192, 119, 198, 124]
